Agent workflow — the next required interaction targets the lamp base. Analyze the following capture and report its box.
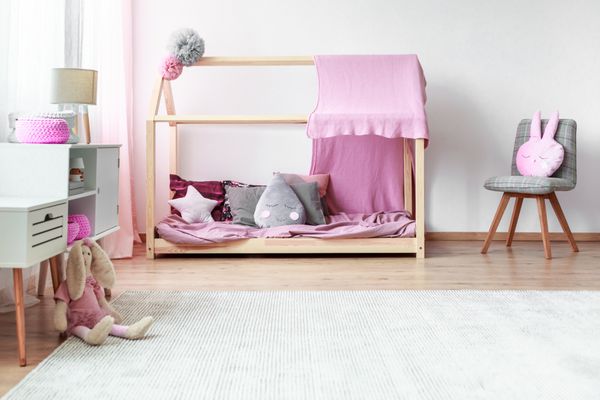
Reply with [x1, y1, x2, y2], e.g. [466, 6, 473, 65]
[58, 104, 91, 144]
[82, 107, 91, 144]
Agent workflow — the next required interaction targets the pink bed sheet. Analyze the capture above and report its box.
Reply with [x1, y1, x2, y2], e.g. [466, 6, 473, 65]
[156, 212, 415, 245]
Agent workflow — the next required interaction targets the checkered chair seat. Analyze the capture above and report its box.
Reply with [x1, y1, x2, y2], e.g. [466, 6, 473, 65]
[484, 176, 575, 194]
[484, 118, 577, 193]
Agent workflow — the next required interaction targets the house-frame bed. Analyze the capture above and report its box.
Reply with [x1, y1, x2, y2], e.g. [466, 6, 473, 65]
[146, 56, 425, 259]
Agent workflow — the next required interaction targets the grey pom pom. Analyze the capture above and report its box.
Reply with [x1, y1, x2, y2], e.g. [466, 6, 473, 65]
[167, 28, 205, 66]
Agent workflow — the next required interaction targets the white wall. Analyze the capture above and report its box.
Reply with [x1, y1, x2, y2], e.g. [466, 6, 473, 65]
[132, 0, 600, 233]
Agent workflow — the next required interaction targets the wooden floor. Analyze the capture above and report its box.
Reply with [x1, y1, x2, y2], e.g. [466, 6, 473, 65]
[1, 240, 598, 395]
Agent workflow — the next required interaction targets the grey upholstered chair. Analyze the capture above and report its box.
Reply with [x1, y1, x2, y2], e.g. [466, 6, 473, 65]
[481, 118, 578, 259]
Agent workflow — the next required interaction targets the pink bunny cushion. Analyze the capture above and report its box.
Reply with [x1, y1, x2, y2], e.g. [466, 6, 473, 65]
[516, 111, 564, 177]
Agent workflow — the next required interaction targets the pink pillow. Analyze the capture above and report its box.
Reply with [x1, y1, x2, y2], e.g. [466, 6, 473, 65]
[276, 173, 330, 197]
[516, 111, 564, 177]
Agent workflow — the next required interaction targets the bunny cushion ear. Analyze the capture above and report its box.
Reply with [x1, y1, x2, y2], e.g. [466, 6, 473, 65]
[516, 111, 565, 177]
[66, 241, 89, 300]
[530, 110, 542, 139]
[89, 240, 116, 289]
[542, 111, 559, 140]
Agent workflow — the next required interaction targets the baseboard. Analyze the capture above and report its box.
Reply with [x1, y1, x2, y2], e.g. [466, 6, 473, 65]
[426, 232, 600, 242]
[140, 232, 600, 244]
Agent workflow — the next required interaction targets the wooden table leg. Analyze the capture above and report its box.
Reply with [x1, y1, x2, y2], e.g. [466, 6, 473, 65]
[49, 256, 61, 293]
[37, 260, 49, 296]
[13, 268, 26, 367]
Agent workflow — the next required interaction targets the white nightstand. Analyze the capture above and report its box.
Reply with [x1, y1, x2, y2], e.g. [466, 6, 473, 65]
[0, 143, 121, 366]
[0, 143, 121, 240]
[0, 197, 68, 366]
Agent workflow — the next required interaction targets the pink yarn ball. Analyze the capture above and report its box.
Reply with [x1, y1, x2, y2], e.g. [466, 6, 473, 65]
[161, 55, 183, 80]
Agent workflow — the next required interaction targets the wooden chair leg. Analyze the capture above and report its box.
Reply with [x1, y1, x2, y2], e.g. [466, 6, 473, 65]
[548, 192, 579, 252]
[536, 196, 552, 259]
[506, 197, 523, 247]
[13, 268, 27, 367]
[37, 260, 49, 296]
[481, 193, 511, 254]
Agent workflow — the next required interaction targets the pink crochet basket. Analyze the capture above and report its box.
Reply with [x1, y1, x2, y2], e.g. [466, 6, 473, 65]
[15, 118, 70, 144]
[68, 214, 91, 239]
[67, 221, 80, 244]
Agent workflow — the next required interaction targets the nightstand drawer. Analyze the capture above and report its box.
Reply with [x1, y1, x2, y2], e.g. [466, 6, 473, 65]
[0, 199, 68, 268]
[28, 203, 67, 263]
[31, 206, 65, 236]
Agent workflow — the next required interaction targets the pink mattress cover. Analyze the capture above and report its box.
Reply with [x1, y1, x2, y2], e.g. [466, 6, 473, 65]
[156, 212, 415, 245]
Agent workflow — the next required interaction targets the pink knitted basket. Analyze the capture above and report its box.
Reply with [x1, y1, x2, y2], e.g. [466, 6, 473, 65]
[68, 214, 91, 239]
[67, 221, 80, 244]
[15, 118, 70, 144]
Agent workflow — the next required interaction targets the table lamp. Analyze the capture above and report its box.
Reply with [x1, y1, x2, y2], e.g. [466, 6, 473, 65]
[50, 68, 98, 144]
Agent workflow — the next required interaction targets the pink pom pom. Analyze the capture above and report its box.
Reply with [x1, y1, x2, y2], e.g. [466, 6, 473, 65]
[160, 55, 183, 80]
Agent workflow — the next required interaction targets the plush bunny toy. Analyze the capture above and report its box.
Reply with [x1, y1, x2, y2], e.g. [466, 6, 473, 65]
[516, 111, 564, 177]
[54, 239, 153, 345]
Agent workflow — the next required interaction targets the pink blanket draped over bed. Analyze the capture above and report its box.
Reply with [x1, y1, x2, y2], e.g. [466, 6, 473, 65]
[306, 55, 429, 140]
[308, 55, 429, 215]
[157, 212, 415, 245]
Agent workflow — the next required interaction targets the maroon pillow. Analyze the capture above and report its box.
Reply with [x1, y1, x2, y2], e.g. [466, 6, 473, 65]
[169, 174, 225, 221]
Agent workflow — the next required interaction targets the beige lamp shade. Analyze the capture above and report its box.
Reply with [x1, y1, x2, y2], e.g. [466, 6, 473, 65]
[50, 68, 98, 105]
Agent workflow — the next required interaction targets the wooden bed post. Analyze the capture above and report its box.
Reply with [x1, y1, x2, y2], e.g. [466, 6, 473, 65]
[415, 138, 425, 258]
[146, 77, 164, 259]
[403, 139, 414, 216]
[163, 80, 178, 176]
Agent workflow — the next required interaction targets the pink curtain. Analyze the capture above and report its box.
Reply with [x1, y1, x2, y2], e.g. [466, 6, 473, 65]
[82, 0, 140, 258]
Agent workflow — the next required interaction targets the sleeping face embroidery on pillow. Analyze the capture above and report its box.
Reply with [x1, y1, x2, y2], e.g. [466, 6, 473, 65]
[516, 111, 564, 177]
[254, 174, 306, 228]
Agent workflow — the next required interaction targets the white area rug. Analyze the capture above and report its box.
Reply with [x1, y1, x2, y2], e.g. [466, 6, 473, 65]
[4, 290, 600, 399]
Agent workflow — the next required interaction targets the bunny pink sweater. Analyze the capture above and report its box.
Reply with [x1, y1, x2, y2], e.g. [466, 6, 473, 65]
[54, 276, 109, 334]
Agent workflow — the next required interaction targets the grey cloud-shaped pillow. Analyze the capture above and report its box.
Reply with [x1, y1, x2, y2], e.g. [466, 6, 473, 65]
[254, 174, 306, 228]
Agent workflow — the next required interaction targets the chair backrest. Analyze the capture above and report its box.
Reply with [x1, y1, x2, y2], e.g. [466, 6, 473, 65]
[511, 118, 577, 185]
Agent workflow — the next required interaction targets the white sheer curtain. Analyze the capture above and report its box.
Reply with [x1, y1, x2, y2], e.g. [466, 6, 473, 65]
[0, 0, 66, 312]
[80, 0, 140, 258]
[0, 0, 138, 312]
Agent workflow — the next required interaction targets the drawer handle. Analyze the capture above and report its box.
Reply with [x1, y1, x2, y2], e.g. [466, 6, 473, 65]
[33, 214, 63, 226]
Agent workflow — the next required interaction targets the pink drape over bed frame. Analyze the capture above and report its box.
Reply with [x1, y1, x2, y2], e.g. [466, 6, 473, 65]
[307, 55, 428, 215]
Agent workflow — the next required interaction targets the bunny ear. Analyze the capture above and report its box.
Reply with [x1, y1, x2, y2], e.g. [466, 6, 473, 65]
[542, 111, 560, 140]
[530, 111, 542, 139]
[66, 241, 86, 300]
[89, 240, 116, 289]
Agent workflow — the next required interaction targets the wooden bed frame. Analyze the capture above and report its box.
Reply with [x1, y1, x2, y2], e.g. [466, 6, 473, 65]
[146, 56, 426, 259]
